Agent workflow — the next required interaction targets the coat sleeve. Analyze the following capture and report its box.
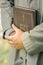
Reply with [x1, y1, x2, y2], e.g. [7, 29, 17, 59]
[22, 23, 43, 55]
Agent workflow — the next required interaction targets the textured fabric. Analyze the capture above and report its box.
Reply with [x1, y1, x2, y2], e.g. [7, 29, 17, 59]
[22, 23, 43, 55]
[21, 23, 43, 65]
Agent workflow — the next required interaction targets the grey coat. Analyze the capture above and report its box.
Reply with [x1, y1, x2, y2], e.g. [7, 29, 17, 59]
[9, 23, 43, 65]
[9, 0, 43, 65]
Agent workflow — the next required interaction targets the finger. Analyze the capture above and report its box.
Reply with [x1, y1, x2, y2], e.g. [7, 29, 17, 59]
[9, 41, 16, 45]
[9, 41, 13, 44]
[12, 24, 18, 32]
[5, 35, 13, 40]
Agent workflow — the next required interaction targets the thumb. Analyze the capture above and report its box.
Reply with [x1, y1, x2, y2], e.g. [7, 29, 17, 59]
[12, 24, 18, 32]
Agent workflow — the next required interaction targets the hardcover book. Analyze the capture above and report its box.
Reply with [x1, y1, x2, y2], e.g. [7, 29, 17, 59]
[13, 7, 36, 31]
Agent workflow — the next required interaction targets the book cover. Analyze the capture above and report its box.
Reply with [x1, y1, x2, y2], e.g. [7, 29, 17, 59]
[13, 7, 36, 31]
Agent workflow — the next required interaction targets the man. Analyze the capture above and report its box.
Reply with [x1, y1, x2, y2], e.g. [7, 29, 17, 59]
[5, 23, 43, 65]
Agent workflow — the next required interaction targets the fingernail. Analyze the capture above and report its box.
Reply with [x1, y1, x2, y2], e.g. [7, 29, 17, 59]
[12, 24, 14, 26]
[5, 35, 6, 38]
[12, 24, 14, 27]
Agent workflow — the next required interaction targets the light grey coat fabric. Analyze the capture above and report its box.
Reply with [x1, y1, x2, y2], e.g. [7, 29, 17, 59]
[9, 0, 43, 65]
[9, 23, 43, 65]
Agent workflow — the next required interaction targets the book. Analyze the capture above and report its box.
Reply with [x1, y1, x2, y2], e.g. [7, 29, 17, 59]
[13, 7, 36, 31]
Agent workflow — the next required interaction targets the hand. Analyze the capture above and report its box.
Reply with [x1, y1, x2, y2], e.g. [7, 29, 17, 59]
[5, 24, 24, 50]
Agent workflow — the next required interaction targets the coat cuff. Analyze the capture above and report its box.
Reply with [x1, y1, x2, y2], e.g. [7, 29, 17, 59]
[22, 32, 36, 55]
